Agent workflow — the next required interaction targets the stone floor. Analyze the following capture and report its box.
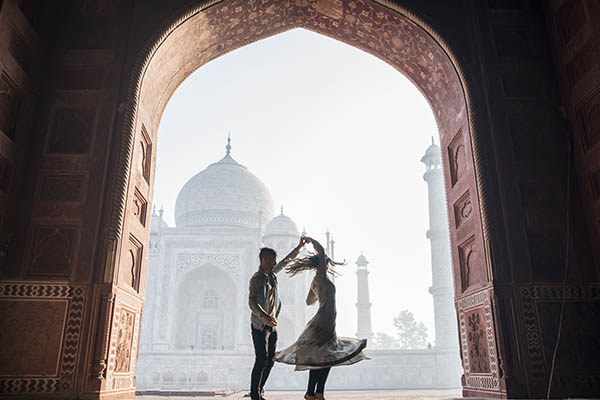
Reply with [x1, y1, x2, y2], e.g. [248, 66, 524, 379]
[137, 388, 462, 399]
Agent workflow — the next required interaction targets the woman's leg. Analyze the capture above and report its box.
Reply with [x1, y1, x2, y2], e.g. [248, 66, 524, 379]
[315, 367, 331, 397]
[306, 369, 320, 397]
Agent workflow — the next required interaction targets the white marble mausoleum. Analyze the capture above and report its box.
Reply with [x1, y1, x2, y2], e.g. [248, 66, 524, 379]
[136, 139, 462, 391]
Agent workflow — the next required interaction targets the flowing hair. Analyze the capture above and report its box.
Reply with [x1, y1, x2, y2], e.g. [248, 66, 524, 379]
[284, 253, 346, 277]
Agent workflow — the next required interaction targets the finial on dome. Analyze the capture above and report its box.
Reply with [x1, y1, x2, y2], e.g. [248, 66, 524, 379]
[152, 204, 157, 215]
[431, 136, 434, 145]
[159, 204, 164, 218]
[226, 133, 231, 156]
[280, 205, 284, 215]
[302, 226, 307, 235]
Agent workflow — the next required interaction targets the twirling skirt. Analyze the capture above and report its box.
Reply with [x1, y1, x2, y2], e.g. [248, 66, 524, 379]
[274, 335, 369, 371]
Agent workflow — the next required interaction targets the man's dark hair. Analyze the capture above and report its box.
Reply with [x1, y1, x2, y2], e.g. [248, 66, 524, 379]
[259, 247, 277, 259]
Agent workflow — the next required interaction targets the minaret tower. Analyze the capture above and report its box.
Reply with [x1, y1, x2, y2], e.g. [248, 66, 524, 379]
[421, 138, 457, 349]
[324, 229, 336, 281]
[355, 252, 373, 341]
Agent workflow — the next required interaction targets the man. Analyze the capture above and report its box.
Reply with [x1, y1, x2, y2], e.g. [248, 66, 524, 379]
[248, 237, 307, 400]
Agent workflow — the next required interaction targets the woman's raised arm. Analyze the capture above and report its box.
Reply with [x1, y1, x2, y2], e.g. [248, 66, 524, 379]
[307, 237, 327, 276]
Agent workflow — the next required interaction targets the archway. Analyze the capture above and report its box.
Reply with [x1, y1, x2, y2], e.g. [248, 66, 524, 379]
[174, 264, 237, 351]
[104, 1, 501, 397]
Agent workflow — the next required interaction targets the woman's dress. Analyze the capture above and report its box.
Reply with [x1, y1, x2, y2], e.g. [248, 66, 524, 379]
[274, 274, 368, 371]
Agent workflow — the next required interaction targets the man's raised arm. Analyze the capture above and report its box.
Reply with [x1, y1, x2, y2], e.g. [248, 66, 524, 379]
[272, 236, 306, 274]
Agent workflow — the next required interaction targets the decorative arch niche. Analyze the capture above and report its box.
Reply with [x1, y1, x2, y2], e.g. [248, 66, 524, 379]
[106, 0, 504, 397]
[175, 264, 237, 350]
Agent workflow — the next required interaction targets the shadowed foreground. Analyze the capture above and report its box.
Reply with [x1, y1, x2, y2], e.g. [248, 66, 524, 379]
[137, 389, 462, 399]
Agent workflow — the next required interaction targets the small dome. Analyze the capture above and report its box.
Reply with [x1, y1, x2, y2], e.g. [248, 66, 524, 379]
[264, 207, 299, 237]
[425, 142, 440, 155]
[174, 138, 275, 228]
[356, 253, 369, 265]
[421, 137, 441, 166]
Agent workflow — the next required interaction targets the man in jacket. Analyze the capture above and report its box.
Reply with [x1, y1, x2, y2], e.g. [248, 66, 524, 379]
[248, 236, 307, 400]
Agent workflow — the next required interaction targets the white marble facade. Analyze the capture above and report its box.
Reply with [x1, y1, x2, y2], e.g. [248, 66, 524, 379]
[137, 142, 313, 388]
[136, 141, 462, 391]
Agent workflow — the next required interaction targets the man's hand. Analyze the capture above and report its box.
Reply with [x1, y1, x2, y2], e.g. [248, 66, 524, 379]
[262, 313, 277, 328]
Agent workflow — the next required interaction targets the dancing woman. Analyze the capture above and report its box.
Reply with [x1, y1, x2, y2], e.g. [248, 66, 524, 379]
[273, 237, 368, 400]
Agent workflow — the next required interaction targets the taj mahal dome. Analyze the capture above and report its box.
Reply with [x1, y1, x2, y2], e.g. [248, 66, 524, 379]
[136, 138, 462, 392]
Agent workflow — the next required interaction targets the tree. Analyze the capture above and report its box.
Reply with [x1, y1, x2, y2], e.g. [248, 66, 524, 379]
[372, 332, 399, 349]
[393, 309, 428, 349]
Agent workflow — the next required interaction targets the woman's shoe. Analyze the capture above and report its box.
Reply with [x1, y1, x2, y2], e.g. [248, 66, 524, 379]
[315, 393, 326, 400]
[304, 394, 316, 400]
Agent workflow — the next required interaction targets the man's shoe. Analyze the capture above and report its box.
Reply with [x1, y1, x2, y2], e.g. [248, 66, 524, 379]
[304, 395, 316, 400]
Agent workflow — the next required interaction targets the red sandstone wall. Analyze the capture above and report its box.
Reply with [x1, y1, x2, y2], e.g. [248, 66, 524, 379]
[545, 0, 600, 269]
[0, 1, 598, 399]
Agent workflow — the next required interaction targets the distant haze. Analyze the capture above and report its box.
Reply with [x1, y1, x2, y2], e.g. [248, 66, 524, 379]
[153, 29, 442, 342]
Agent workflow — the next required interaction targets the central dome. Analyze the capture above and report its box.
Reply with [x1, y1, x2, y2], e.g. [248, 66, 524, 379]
[175, 139, 275, 228]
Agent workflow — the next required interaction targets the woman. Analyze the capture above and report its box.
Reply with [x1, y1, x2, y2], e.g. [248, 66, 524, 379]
[273, 237, 368, 400]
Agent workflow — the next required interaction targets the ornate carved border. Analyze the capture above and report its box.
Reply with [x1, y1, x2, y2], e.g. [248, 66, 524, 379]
[519, 285, 600, 386]
[0, 283, 86, 393]
[104, 0, 222, 272]
[372, 1, 492, 264]
[106, 299, 140, 392]
[176, 253, 240, 278]
[456, 288, 501, 393]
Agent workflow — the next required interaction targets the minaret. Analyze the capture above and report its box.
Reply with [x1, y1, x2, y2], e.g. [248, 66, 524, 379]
[421, 138, 457, 349]
[355, 252, 373, 341]
[330, 235, 335, 260]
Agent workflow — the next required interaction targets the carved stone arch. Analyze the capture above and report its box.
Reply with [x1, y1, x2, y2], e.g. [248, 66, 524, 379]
[175, 263, 236, 303]
[104, 0, 503, 397]
[107, 0, 494, 260]
[174, 263, 236, 350]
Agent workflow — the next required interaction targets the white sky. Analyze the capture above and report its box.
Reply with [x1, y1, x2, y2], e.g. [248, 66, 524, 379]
[153, 29, 443, 342]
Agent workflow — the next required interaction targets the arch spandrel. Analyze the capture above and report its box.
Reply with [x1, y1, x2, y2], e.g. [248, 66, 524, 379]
[137, 0, 466, 134]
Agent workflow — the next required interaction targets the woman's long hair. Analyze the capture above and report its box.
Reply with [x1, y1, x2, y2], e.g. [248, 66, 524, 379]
[284, 253, 346, 277]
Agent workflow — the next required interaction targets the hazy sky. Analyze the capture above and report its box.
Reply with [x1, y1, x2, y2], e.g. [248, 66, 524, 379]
[153, 29, 444, 342]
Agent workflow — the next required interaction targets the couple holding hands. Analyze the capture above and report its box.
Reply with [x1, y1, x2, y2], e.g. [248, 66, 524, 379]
[248, 236, 368, 400]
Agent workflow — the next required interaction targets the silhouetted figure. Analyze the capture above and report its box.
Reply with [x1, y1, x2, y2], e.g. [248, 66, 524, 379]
[248, 237, 308, 400]
[275, 237, 368, 400]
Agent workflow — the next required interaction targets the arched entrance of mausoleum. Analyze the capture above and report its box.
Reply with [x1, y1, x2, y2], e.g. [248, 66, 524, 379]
[95, 1, 503, 398]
